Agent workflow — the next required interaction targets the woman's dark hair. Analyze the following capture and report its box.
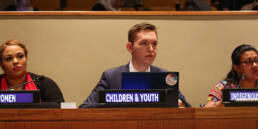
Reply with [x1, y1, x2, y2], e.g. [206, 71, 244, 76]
[225, 44, 258, 84]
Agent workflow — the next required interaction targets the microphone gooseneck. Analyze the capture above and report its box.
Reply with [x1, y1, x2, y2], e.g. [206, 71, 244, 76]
[7, 76, 44, 90]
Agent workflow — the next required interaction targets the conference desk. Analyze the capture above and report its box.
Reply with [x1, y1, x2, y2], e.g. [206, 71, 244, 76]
[0, 107, 257, 129]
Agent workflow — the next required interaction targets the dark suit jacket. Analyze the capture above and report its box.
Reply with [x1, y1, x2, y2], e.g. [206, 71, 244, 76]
[80, 64, 191, 108]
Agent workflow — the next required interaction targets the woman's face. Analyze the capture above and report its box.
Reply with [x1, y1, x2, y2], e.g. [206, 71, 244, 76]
[0, 45, 27, 78]
[237, 50, 258, 80]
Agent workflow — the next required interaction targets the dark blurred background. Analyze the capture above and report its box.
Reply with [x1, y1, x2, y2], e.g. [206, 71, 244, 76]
[0, 0, 257, 11]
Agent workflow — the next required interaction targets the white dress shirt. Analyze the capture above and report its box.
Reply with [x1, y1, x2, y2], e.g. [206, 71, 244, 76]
[129, 61, 150, 72]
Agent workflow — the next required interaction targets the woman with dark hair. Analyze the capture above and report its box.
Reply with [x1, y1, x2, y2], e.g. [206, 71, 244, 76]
[205, 44, 258, 107]
[0, 40, 64, 106]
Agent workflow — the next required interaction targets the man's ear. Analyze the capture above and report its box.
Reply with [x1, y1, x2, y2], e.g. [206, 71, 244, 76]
[126, 42, 133, 53]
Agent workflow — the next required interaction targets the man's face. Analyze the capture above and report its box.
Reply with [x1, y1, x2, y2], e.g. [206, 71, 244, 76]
[127, 30, 158, 67]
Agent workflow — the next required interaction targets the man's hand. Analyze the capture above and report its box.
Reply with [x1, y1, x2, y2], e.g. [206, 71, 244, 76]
[178, 99, 185, 107]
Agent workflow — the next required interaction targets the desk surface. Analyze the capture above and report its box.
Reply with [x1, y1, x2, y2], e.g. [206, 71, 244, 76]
[0, 107, 257, 129]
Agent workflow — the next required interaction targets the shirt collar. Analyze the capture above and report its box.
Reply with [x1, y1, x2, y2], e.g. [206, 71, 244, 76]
[129, 61, 150, 72]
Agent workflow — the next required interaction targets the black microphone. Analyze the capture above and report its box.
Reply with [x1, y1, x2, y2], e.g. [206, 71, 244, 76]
[7, 76, 44, 90]
[237, 74, 246, 88]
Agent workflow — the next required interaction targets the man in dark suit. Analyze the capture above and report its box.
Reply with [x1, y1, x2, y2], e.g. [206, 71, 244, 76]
[80, 23, 191, 108]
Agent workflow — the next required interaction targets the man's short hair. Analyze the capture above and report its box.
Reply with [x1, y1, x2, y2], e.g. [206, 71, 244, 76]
[128, 23, 157, 44]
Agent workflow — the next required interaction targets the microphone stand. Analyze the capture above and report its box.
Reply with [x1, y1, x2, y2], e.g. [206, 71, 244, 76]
[7, 76, 43, 90]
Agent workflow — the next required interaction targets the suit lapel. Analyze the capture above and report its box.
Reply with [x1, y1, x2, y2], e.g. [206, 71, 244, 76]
[121, 63, 130, 72]
[150, 65, 158, 72]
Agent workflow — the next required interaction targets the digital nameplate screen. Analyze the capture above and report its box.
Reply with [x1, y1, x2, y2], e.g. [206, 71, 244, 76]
[0, 92, 33, 103]
[99, 90, 168, 104]
[105, 92, 160, 103]
[230, 91, 258, 102]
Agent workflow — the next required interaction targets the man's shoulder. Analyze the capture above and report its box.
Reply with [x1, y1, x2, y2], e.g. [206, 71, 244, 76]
[103, 64, 129, 75]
